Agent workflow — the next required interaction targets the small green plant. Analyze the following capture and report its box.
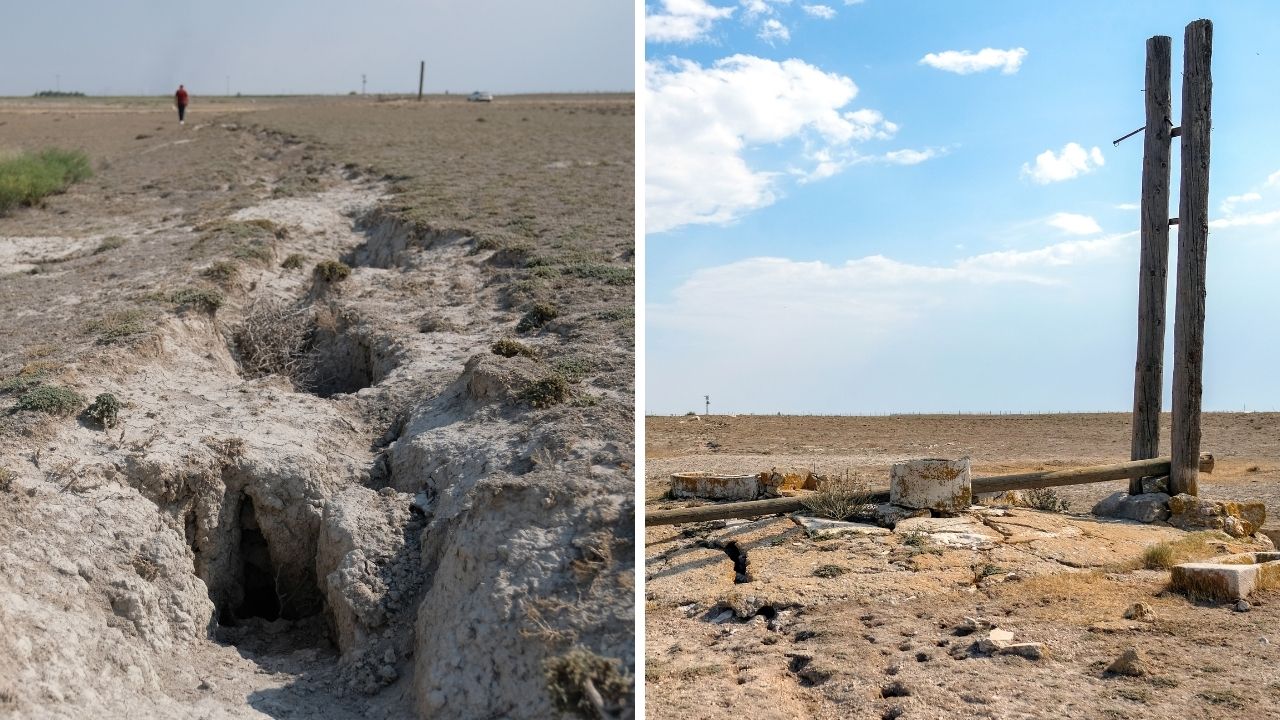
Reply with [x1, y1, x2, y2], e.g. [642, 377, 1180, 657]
[313, 259, 351, 282]
[543, 647, 632, 717]
[281, 253, 305, 270]
[84, 393, 121, 428]
[0, 374, 45, 395]
[976, 563, 1007, 580]
[202, 260, 240, 284]
[521, 373, 570, 408]
[491, 338, 538, 358]
[169, 287, 224, 313]
[516, 302, 558, 332]
[1197, 689, 1246, 709]
[552, 356, 595, 381]
[0, 148, 93, 215]
[0, 468, 13, 491]
[902, 531, 928, 547]
[813, 564, 848, 578]
[13, 385, 84, 416]
[94, 236, 126, 254]
[232, 243, 274, 263]
[1024, 487, 1071, 513]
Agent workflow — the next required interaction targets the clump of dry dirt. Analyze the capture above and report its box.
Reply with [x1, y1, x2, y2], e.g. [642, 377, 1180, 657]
[646, 414, 1280, 719]
[0, 95, 633, 719]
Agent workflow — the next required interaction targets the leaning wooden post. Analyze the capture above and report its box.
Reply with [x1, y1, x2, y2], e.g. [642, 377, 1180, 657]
[1170, 19, 1213, 496]
[1129, 35, 1173, 495]
[418, 61, 425, 101]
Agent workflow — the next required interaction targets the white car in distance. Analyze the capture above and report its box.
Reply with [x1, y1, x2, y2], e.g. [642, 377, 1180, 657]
[467, 91, 494, 102]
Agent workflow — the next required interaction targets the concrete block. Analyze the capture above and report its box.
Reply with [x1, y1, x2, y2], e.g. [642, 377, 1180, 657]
[890, 458, 971, 513]
[1170, 551, 1280, 601]
[670, 472, 759, 500]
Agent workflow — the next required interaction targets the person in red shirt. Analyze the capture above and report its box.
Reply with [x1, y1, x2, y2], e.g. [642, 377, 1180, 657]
[175, 85, 189, 125]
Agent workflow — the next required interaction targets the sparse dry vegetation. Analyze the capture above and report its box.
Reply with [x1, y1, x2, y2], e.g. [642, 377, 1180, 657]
[517, 302, 558, 332]
[232, 300, 314, 381]
[802, 476, 873, 521]
[13, 384, 84, 416]
[313, 259, 351, 282]
[0, 148, 92, 214]
[492, 338, 538, 358]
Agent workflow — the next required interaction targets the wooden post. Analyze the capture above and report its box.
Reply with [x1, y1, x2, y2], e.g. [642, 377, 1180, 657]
[1170, 19, 1213, 496]
[418, 61, 425, 101]
[1129, 35, 1173, 494]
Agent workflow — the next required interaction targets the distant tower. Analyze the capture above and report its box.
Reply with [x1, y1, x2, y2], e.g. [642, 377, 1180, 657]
[361, 74, 367, 95]
[704, 395, 710, 416]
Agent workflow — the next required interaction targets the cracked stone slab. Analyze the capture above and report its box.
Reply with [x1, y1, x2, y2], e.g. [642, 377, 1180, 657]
[894, 516, 1002, 549]
[793, 517, 891, 540]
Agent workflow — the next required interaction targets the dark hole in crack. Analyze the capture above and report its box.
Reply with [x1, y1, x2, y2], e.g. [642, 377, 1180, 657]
[232, 495, 280, 623]
[184, 510, 198, 553]
[301, 326, 400, 398]
[723, 541, 751, 583]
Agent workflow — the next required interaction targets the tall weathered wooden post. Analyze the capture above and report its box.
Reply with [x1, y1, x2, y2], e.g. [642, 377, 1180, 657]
[418, 61, 425, 101]
[1129, 35, 1173, 495]
[1169, 19, 1213, 496]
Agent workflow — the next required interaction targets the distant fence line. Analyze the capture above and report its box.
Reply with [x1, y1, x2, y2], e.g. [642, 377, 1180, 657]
[652, 409, 1277, 418]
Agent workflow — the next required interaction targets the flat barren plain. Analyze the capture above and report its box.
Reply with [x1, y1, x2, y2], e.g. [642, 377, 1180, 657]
[646, 413, 1280, 719]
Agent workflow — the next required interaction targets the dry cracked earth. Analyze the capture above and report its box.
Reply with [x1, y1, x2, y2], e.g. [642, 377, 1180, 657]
[0, 95, 634, 719]
[645, 413, 1280, 719]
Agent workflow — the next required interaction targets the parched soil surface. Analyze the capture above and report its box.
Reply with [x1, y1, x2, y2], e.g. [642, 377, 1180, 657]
[0, 95, 634, 719]
[645, 414, 1280, 719]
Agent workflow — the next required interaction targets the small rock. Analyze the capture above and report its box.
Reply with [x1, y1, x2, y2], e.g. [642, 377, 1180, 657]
[379, 665, 398, 683]
[1105, 647, 1148, 677]
[1123, 602, 1156, 622]
[198, 679, 216, 692]
[884, 664, 901, 676]
[1235, 600, 1251, 613]
[997, 643, 1047, 660]
[882, 706, 905, 720]
[383, 648, 396, 664]
[977, 628, 1014, 653]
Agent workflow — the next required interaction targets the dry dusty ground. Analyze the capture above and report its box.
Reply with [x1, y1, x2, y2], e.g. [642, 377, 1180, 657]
[645, 414, 1280, 719]
[0, 95, 634, 719]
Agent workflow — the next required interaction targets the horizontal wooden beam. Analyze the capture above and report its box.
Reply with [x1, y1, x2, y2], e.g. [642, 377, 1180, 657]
[644, 454, 1213, 526]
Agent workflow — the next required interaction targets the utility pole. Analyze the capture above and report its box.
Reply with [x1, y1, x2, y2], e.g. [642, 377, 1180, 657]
[417, 61, 425, 101]
[1169, 18, 1213, 497]
[226, 75, 230, 96]
[56, 74, 60, 92]
[704, 395, 710, 416]
[362, 74, 367, 95]
[1128, 34, 1172, 494]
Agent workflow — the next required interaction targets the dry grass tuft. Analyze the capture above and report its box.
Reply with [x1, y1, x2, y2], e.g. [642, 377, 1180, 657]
[232, 300, 314, 381]
[543, 647, 632, 717]
[1142, 531, 1231, 570]
[492, 338, 538, 358]
[802, 475, 874, 521]
[313, 259, 351, 282]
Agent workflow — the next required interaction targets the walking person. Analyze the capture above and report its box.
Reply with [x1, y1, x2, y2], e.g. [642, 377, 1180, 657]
[175, 84, 189, 125]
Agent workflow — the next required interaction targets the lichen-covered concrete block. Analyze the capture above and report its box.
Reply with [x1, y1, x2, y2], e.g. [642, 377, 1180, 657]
[670, 472, 759, 500]
[890, 458, 971, 513]
[1168, 494, 1267, 537]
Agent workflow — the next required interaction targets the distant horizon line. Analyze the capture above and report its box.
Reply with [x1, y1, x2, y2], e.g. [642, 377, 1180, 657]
[0, 90, 635, 98]
[646, 409, 1279, 417]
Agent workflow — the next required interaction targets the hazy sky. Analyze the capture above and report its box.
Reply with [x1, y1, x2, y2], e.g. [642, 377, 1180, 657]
[646, 0, 1280, 414]
[0, 0, 634, 96]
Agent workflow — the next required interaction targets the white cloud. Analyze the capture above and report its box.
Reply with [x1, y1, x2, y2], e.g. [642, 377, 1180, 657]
[1211, 209, 1280, 229]
[843, 0, 864, 4]
[883, 148, 938, 165]
[919, 47, 1028, 75]
[653, 233, 1134, 341]
[802, 4, 836, 18]
[646, 0, 735, 42]
[1115, 202, 1139, 211]
[647, 55, 914, 233]
[1021, 143, 1105, 184]
[1221, 192, 1262, 215]
[758, 18, 790, 42]
[1267, 170, 1280, 187]
[1047, 212, 1102, 235]
[741, 0, 790, 16]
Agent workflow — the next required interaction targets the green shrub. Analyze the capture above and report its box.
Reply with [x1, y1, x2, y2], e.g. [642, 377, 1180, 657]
[13, 385, 84, 415]
[202, 260, 240, 284]
[1024, 487, 1071, 513]
[491, 338, 537, 358]
[0, 148, 92, 215]
[169, 287, 224, 313]
[84, 393, 121, 428]
[94, 236, 126, 254]
[313, 259, 351, 282]
[520, 374, 570, 408]
[281, 253, 305, 270]
[88, 309, 149, 342]
[516, 302, 558, 332]
[232, 243, 274, 263]
[0, 375, 45, 395]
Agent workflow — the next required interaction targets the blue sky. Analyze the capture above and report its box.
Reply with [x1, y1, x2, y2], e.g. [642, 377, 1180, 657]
[646, 0, 1280, 415]
[0, 0, 633, 96]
